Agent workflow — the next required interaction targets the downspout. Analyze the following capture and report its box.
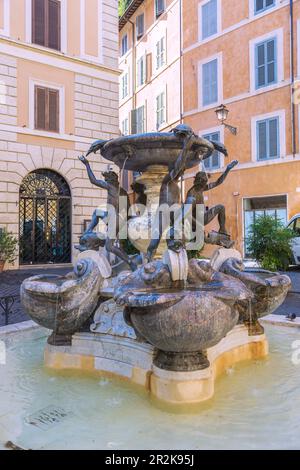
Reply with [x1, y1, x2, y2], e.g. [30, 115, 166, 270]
[179, 0, 183, 124]
[290, 0, 296, 158]
[129, 19, 137, 111]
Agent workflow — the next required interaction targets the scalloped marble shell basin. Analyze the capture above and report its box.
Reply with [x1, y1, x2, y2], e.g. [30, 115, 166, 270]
[0, 325, 300, 450]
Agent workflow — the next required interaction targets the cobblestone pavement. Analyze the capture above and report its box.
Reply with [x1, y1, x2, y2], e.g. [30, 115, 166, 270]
[1, 266, 300, 327]
[0, 266, 71, 326]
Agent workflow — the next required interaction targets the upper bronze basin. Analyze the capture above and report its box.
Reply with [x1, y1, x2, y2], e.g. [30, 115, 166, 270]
[100, 133, 216, 172]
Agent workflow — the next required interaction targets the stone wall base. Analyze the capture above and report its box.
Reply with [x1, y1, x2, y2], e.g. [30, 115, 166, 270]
[44, 324, 268, 406]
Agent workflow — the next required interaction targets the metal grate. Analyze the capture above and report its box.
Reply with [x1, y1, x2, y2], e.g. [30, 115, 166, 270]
[19, 170, 71, 265]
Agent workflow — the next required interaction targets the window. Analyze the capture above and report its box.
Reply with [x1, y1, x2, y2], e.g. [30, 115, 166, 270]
[156, 91, 166, 129]
[243, 195, 287, 256]
[155, 0, 165, 18]
[137, 55, 146, 87]
[254, 0, 275, 15]
[122, 118, 129, 136]
[256, 116, 279, 160]
[255, 37, 277, 89]
[34, 85, 59, 132]
[136, 13, 145, 40]
[202, 58, 218, 106]
[32, 0, 61, 51]
[202, 0, 218, 40]
[156, 37, 165, 70]
[121, 73, 129, 100]
[131, 106, 145, 134]
[202, 131, 221, 170]
[121, 34, 128, 56]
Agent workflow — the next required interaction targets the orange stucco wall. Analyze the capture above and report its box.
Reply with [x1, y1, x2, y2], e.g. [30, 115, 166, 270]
[181, 0, 300, 254]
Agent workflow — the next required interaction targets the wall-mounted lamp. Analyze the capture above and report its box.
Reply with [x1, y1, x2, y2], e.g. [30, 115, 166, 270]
[215, 104, 237, 135]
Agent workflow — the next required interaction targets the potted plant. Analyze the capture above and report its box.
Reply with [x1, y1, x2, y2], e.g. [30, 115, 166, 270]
[0, 229, 18, 272]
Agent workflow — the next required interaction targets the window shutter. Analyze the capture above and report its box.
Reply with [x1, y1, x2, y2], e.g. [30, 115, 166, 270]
[156, 0, 165, 17]
[48, 0, 61, 51]
[131, 109, 138, 134]
[203, 132, 220, 169]
[268, 118, 278, 158]
[49, 89, 59, 132]
[203, 59, 218, 106]
[257, 121, 267, 160]
[32, 0, 46, 46]
[146, 53, 152, 82]
[202, 0, 217, 40]
[256, 43, 266, 87]
[136, 14, 144, 40]
[35, 86, 47, 130]
[267, 39, 276, 84]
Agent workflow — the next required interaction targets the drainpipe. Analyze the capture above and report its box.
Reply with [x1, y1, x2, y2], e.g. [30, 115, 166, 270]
[290, 0, 296, 158]
[129, 19, 137, 111]
[179, 0, 183, 124]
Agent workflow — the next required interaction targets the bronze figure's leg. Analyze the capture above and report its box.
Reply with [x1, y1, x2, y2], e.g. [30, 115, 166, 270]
[204, 205, 227, 234]
[105, 237, 137, 271]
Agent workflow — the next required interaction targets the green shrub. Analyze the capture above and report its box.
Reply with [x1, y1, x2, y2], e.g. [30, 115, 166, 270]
[247, 215, 295, 271]
[0, 229, 18, 264]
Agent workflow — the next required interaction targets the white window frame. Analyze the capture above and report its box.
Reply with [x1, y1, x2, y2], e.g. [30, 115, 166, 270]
[121, 33, 129, 57]
[121, 71, 129, 100]
[135, 104, 146, 134]
[249, 28, 283, 94]
[199, 125, 225, 171]
[155, 0, 165, 19]
[137, 54, 146, 88]
[136, 13, 145, 40]
[251, 109, 286, 162]
[198, 0, 221, 43]
[198, 52, 223, 110]
[156, 36, 166, 70]
[25, 0, 68, 54]
[29, 78, 65, 135]
[156, 87, 167, 130]
[0, 0, 10, 37]
[121, 117, 129, 136]
[249, 0, 278, 18]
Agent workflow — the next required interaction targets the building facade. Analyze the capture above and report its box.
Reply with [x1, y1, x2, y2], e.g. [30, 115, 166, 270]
[119, 0, 182, 188]
[120, 0, 300, 256]
[0, 0, 119, 268]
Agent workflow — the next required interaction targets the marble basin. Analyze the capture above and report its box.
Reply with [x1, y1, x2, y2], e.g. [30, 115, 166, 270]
[20, 258, 102, 345]
[114, 261, 252, 371]
[220, 258, 291, 321]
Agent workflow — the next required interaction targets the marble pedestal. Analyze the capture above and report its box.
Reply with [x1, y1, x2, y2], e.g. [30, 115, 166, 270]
[44, 324, 268, 406]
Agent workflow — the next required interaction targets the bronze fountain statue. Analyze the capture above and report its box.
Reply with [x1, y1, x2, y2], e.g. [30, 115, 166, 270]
[20, 124, 291, 404]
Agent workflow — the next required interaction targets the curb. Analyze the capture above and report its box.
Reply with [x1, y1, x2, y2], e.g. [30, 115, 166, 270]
[0, 320, 40, 336]
[261, 314, 300, 328]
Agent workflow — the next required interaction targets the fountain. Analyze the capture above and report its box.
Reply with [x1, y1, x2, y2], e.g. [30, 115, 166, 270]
[20, 125, 291, 405]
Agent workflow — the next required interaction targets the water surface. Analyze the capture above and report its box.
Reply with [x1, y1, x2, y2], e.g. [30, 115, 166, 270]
[0, 325, 299, 450]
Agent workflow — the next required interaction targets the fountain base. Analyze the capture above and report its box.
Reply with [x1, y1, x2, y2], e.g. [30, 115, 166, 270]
[44, 324, 268, 405]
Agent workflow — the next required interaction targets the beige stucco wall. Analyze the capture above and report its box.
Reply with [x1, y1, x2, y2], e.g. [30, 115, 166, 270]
[0, 0, 4, 30]
[0, 0, 120, 269]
